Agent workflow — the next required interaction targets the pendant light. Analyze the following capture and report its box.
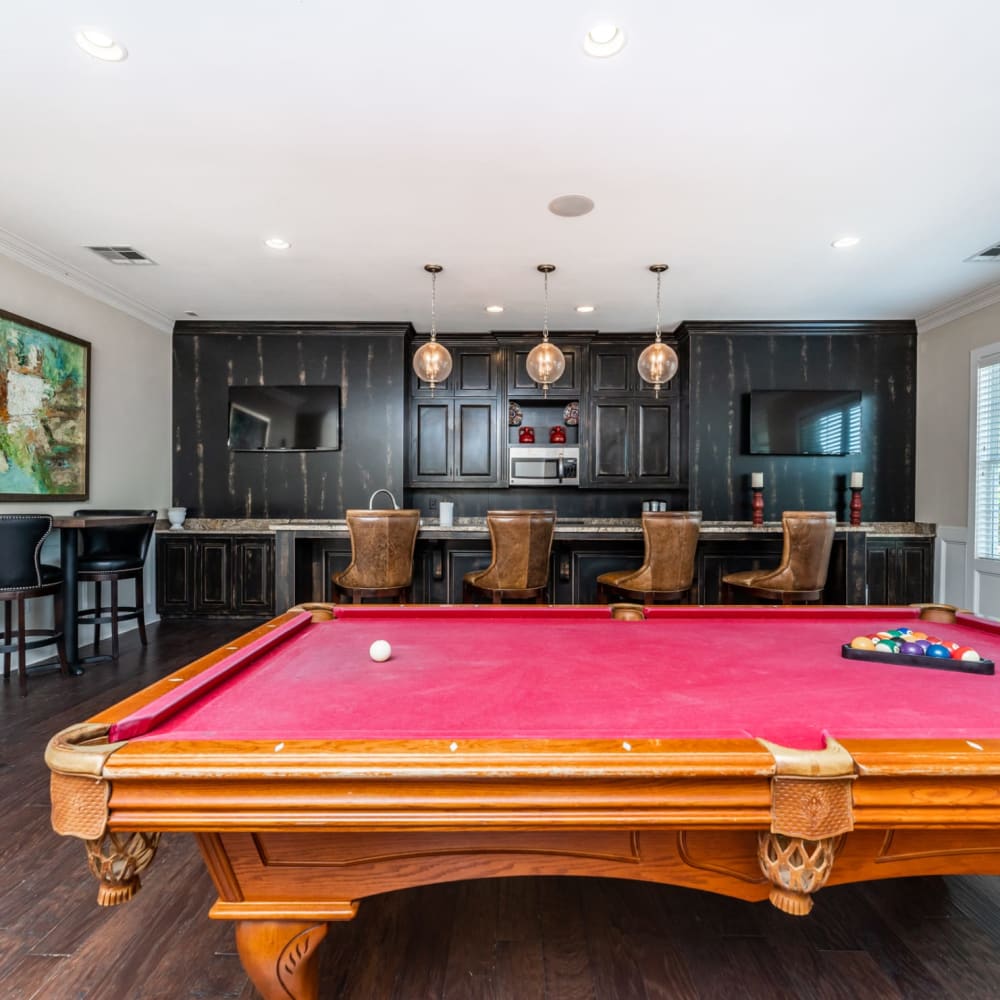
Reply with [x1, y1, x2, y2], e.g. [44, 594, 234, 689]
[637, 264, 679, 397]
[525, 264, 565, 397]
[412, 264, 452, 391]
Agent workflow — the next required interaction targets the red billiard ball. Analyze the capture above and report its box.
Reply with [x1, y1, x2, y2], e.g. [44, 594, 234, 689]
[951, 646, 981, 661]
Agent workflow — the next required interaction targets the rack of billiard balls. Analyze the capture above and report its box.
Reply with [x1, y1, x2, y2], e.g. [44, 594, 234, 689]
[842, 627, 995, 675]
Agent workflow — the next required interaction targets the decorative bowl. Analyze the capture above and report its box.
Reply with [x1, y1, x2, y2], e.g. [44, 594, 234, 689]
[167, 507, 187, 530]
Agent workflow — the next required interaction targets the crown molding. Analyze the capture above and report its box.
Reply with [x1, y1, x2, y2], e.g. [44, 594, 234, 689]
[0, 227, 173, 333]
[917, 279, 1000, 334]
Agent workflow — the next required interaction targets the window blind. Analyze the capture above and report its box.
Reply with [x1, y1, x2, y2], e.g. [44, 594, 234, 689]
[974, 353, 1000, 559]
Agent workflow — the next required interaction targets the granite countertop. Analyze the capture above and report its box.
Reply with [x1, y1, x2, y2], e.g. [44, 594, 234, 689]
[159, 517, 935, 537]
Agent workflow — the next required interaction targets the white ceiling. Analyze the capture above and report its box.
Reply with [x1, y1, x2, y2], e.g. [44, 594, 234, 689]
[2, 1, 1000, 335]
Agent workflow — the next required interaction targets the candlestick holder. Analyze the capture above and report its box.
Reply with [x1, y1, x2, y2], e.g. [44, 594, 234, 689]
[752, 487, 764, 527]
[849, 486, 863, 526]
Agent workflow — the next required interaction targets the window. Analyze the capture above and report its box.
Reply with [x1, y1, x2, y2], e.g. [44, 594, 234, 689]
[973, 351, 1000, 559]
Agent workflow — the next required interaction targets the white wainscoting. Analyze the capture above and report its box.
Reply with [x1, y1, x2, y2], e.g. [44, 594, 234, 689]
[936, 526, 968, 610]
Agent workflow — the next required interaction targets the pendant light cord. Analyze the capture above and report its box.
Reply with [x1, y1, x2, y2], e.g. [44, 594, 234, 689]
[542, 270, 550, 343]
[430, 269, 438, 342]
[655, 269, 663, 343]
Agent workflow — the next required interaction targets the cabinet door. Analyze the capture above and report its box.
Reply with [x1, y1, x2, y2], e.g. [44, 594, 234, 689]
[233, 537, 275, 616]
[156, 536, 195, 615]
[454, 399, 499, 482]
[588, 401, 631, 483]
[866, 538, 933, 605]
[864, 540, 893, 605]
[410, 400, 453, 482]
[194, 537, 232, 613]
[590, 347, 633, 393]
[895, 540, 933, 604]
[453, 346, 499, 395]
[634, 400, 679, 484]
[508, 345, 583, 396]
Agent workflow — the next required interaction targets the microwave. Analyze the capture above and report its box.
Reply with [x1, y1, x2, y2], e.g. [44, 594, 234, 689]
[509, 446, 580, 487]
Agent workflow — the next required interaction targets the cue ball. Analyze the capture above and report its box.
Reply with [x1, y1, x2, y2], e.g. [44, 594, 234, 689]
[369, 640, 392, 662]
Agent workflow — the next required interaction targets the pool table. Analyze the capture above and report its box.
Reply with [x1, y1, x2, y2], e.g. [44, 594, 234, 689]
[47, 602, 1000, 1000]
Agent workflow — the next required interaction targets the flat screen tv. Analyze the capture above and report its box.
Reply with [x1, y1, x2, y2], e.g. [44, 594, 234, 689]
[749, 389, 862, 456]
[228, 385, 341, 451]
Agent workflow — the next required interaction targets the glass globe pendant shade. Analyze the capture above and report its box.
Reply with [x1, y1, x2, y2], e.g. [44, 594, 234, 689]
[412, 339, 453, 388]
[525, 340, 566, 392]
[637, 340, 678, 395]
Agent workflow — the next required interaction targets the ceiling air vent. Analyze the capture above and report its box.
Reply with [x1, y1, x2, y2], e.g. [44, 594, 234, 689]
[965, 241, 1000, 263]
[86, 245, 157, 265]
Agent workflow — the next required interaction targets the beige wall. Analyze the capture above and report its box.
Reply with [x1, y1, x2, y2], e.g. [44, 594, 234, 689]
[1, 254, 171, 657]
[0, 254, 171, 515]
[917, 298, 1000, 528]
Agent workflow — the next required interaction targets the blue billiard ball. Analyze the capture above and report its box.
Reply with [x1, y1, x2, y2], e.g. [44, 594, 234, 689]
[925, 643, 952, 658]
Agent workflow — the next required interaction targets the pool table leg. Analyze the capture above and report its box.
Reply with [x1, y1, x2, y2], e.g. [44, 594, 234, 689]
[235, 920, 328, 1000]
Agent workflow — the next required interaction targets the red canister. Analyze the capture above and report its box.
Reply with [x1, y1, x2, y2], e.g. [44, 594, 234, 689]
[549, 425, 566, 443]
[518, 426, 535, 444]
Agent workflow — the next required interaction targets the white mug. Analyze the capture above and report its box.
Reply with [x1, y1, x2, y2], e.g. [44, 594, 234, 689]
[439, 501, 454, 527]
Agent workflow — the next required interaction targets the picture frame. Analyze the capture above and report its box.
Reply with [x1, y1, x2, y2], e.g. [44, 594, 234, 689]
[0, 309, 91, 500]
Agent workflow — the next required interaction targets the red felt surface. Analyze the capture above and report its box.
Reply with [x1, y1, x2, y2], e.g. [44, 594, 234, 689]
[121, 607, 1000, 751]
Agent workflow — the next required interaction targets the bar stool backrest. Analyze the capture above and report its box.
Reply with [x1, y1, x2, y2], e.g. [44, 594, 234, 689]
[484, 510, 556, 591]
[342, 509, 421, 590]
[777, 511, 836, 591]
[73, 509, 157, 563]
[642, 511, 702, 591]
[0, 514, 52, 591]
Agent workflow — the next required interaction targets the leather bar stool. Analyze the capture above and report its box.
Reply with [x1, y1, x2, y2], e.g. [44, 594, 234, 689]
[331, 509, 421, 603]
[1, 514, 70, 695]
[596, 511, 702, 605]
[73, 509, 157, 659]
[722, 511, 835, 604]
[463, 510, 555, 604]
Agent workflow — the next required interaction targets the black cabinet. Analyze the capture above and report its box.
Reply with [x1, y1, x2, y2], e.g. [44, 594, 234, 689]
[409, 398, 500, 485]
[411, 341, 502, 396]
[156, 533, 274, 619]
[506, 342, 585, 397]
[589, 341, 681, 395]
[586, 397, 681, 486]
[584, 339, 684, 489]
[864, 537, 934, 605]
[409, 339, 501, 486]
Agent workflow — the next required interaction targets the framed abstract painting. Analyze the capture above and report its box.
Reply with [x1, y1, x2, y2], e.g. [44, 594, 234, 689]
[0, 309, 90, 500]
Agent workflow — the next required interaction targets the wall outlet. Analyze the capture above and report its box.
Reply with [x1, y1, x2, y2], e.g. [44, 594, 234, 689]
[428, 496, 439, 513]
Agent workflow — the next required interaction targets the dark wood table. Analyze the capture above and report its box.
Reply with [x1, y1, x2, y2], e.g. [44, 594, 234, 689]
[52, 515, 155, 673]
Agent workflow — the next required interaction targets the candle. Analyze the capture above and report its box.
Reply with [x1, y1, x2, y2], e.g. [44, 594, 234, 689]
[751, 472, 763, 489]
[850, 472, 863, 489]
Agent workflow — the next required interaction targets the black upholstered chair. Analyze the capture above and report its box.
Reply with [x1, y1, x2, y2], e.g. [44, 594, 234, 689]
[73, 509, 157, 658]
[0, 514, 69, 695]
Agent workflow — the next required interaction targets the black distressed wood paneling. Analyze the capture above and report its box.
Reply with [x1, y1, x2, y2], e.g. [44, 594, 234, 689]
[172, 322, 409, 518]
[683, 321, 917, 522]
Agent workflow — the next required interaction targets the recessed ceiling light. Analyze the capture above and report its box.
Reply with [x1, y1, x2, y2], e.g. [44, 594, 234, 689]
[74, 28, 128, 62]
[583, 23, 626, 58]
[264, 237, 291, 250]
[548, 195, 595, 218]
[575, 305, 596, 314]
[485, 305, 504, 314]
[831, 235, 861, 249]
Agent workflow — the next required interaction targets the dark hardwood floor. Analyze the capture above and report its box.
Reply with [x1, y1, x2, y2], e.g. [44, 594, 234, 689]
[4, 621, 1000, 999]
